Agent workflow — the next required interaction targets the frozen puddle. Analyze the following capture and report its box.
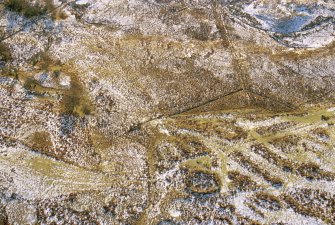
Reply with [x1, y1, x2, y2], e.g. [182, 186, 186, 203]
[234, 1, 335, 47]
[244, 2, 334, 33]
[255, 14, 311, 34]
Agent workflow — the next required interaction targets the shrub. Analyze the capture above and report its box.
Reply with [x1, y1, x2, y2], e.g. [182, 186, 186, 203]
[30, 51, 61, 70]
[60, 76, 93, 117]
[0, 42, 12, 62]
[28, 131, 53, 151]
[4, 0, 51, 18]
[0, 66, 18, 79]
[5, 0, 68, 20]
[23, 77, 40, 91]
[185, 22, 212, 41]
[51, 9, 68, 20]
[45, 0, 68, 21]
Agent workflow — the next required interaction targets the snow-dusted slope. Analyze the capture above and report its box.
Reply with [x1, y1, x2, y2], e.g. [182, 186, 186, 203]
[0, 0, 334, 224]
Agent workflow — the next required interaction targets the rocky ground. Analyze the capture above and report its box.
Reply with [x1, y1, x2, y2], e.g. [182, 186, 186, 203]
[0, 0, 334, 224]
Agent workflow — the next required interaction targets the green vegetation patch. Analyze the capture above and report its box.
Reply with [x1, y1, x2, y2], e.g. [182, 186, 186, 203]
[4, 0, 55, 18]
[28, 131, 53, 152]
[0, 42, 12, 62]
[60, 73, 94, 117]
[181, 156, 212, 172]
[185, 22, 212, 41]
[21, 51, 94, 117]
[0, 66, 18, 79]
[31, 51, 62, 71]
[5, 0, 47, 18]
